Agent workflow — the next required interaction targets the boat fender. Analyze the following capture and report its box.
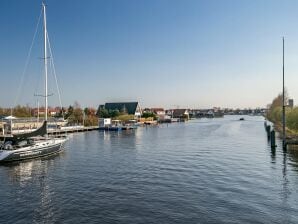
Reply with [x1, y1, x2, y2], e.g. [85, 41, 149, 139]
[4, 142, 13, 150]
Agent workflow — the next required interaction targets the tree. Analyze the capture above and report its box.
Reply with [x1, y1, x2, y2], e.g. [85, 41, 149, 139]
[267, 91, 289, 123]
[109, 109, 120, 118]
[65, 105, 74, 119]
[98, 108, 109, 118]
[84, 107, 90, 116]
[55, 107, 66, 118]
[269, 90, 288, 111]
[65, 102, 83, 124]
[0, 107, 10, 116]
[73, 102, 83, 123]
[13, 105, 31, 117]
[142, 112, 156, 119]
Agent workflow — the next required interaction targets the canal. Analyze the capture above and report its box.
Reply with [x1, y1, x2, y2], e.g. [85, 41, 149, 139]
[1, 115, 298, 223]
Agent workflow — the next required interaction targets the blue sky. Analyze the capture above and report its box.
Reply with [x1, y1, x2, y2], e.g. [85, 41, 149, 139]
[0, 0, 298, 109]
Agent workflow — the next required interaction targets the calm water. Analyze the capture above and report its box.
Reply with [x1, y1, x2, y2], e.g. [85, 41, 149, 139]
[1, 115, 298, 224]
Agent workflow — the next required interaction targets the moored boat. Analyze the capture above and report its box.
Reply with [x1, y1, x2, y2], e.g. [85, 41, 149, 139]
[0, 137, 66, 162]
[99, 118, 137, 131]
[0, 3, 68, 163]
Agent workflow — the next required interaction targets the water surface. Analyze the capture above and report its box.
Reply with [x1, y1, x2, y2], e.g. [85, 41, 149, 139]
[1, 115, 298, 224]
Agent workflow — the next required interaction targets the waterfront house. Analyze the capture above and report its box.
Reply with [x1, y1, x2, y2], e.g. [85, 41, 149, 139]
[151, 108, 166, 120]
[151, 108, 165, 116]
[142, 108, 152, 113]
[172, 109, 189, 120]
[103, 102, 142, 118]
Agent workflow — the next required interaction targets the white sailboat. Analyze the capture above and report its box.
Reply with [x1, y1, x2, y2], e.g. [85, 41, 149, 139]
[0, 3, 67, 162]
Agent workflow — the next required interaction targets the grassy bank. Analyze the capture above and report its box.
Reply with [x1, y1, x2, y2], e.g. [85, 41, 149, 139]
[267, 106, 298, 138]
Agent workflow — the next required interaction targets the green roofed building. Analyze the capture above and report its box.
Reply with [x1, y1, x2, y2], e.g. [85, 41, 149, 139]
[103, 102, 142, 117]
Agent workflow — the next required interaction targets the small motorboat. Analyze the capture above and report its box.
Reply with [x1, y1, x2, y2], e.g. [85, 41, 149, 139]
[239, 118, 245, 121]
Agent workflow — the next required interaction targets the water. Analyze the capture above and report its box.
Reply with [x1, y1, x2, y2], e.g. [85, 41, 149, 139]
[1, 115, 298, 224]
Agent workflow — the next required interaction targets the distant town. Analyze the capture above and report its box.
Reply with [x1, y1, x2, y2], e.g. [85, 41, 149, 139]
[0, 101, 267, 125]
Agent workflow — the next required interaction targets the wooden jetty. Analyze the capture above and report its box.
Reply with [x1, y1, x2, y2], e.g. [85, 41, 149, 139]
[48, 126, 99, 135]
[0, 126, 99, 139]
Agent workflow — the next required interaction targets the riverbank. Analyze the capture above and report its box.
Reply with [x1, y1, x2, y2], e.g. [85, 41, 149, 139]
[267, 120, 298, 140]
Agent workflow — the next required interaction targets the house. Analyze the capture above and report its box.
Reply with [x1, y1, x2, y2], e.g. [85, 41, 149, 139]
[103, 102, 142, 118]
[142, 108, 152, 113]
[172, 109, 189, 120]
[288, 99, 294, 108]
[151, 108, 165, 116]
[32, 107, 61, 117]
[151, 108, 166, 120]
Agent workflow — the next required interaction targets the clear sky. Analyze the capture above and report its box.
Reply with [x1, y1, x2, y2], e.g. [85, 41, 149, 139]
[1, 0, 298, 109]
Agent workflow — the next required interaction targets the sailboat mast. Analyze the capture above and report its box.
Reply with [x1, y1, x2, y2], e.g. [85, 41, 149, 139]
[42, 2, 48, 122]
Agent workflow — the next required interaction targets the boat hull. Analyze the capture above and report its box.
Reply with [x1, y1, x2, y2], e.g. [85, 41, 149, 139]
[0, 139, 66, 163]
[99, 126, 137, 131]
[99, 126, 122, 131]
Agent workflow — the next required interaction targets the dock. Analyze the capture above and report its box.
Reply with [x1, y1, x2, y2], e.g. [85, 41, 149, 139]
[48, 126, 99, 135]
[0, 126, 99, 139]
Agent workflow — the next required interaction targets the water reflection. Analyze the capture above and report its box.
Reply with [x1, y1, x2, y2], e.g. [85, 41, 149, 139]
[102, 129, 139, 149]
[281, 152, 290, 200]
[287, 145, 298, 173]
[2, 155, 58, 183]
[1, 155, 63, 223]
[32, 158, 56, 224]
[6, 160, 37, 185]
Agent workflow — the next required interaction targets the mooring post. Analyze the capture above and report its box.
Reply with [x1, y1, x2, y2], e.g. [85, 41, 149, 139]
[270, 130, 276, 149]
[266, 125, 271, 139]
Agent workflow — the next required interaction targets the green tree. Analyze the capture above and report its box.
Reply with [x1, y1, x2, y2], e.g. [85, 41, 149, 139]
[109, 109, 120, 118]
[98, 108, 109, 118]
[65, 105, 74, 119]
[142, 112, 156, 119]
[55, 107, 66, 118]
[84, 107, 90, 116]
[267, 91, 288, 123]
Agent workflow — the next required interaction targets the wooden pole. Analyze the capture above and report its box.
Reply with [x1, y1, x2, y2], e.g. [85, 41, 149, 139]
[271, 130, 276, 149]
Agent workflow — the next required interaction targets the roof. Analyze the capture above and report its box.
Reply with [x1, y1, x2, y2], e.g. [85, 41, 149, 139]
[151, 108, 164, 112]
[104, 102, 139, 115]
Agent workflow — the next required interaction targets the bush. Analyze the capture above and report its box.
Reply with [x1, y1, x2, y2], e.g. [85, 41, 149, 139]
[286, 107, 298, 131]
[116, 114, 135, 121]
[84, 115, 98, 126]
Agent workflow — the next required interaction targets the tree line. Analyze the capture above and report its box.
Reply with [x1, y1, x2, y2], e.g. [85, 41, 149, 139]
[0, 102, 98, 127]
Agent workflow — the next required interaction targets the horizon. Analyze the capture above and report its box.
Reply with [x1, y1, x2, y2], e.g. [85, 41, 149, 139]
[0, 103, 267, 111]
[1, 0, 298, 109]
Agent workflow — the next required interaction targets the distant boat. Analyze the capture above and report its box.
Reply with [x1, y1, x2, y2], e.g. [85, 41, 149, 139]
[0, 3, 67, 162]
[239, 118, 245, 121]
